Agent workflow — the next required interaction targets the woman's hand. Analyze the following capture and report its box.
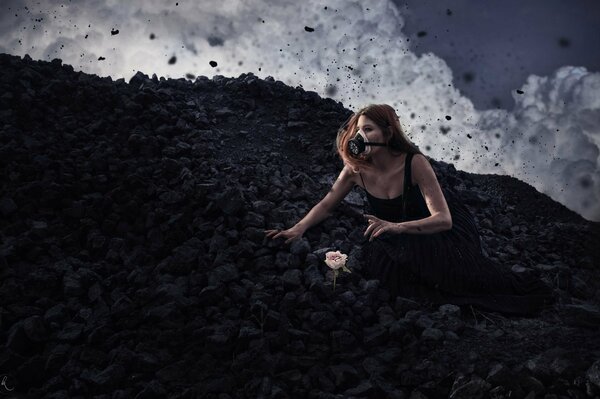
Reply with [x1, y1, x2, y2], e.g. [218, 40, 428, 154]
[264, 225, 306, 245]
[363, 214, 406, 241]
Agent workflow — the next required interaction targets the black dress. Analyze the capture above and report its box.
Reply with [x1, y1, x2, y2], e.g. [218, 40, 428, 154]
[359, 152, 556, 316]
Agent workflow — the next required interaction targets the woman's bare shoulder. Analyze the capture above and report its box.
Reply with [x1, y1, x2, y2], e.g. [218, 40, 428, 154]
[411, 153, 439, 183]
[340, 164, 360, 185]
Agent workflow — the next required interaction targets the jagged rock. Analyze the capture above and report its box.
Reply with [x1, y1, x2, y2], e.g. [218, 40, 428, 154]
[421, 328, 444, 341]
[22, 315, 49, 342]
[1, 52, 599, 398]
[559, 304, 600, 329]
[363, 324, 389, 347]
[449, 375, 491, 399]
[281, 269, 303, 289]
[0, 196, 18, 215]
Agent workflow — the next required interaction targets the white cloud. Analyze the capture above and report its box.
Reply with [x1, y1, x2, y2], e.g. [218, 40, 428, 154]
[2, 0, 598, 221]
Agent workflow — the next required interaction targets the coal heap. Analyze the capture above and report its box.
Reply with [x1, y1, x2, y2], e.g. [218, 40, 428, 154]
[1, 52, 600, 398]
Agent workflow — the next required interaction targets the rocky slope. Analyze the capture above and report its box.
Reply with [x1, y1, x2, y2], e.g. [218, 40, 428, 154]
[1, 52, 599, 398]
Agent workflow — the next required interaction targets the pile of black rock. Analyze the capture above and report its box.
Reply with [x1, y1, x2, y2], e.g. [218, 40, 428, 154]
[1, 52, 599, 398]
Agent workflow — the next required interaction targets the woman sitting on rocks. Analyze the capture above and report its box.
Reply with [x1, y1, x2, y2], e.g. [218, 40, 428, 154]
[265, 103, 556, 316]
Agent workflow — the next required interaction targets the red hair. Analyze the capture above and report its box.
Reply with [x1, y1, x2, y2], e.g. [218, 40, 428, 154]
[336, 104, 422, 172]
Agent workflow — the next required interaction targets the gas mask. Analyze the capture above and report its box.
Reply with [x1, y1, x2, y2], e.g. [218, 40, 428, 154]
[347, 129, 387, 156]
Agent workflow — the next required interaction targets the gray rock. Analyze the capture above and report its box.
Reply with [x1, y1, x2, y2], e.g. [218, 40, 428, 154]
[6, 322, 30, 355]
[243, 211, 265, 228]
[159, 190, 184, 204]
[363, 324, 389, 347]
[421, 328, 444, 341]
[63, 273, 84, 297]
[208, 263, 239, 285]
[560, 304, 600, 328]
[197, 285, 224, 305]
[289, 238, 311, 259]
[56, 322, 84, 342]
[331, 330, 357, 351]
[449, 376, 491, 399]
[362, 356, 386, 376]
[134, 379, 167, 398]
[438, 304, 461, 318]
[486, 363, 512, 386]
[415, 315, 435, 331]
[389, 319, 412, 340]
[345, 380, 374, 396]
[310, 311, 337, 332]
[80, 363, 127, 390]
[0, 196, 18, 216]
[303, 263, 324, 286]
[44, 303, 69, 325]
[216, 187, 245, 215]
[329, 363, 359, 388]
[251, 200, 273, 214]
[339, 290, 356, 305]
[281, 269, 303, 289]
[394, 296, 422, 316]
[22, 315, 49, 342]
[519, 375, 545, 395]
[586, 359, 600, 389]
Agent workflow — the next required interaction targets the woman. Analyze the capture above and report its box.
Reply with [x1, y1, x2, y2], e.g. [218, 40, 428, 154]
[265, 103, 556, 316]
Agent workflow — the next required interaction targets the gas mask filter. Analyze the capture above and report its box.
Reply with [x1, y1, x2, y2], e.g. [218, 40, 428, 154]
[347, 129, 387, 156]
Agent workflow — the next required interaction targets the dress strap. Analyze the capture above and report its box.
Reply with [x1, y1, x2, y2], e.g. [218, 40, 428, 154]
[359, 171, 367, 192]
[405, 152, 414, 187]
[402, 153, 415, 220]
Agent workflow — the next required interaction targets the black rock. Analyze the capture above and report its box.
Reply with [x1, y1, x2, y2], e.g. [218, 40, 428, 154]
[1, 52, 599, 398]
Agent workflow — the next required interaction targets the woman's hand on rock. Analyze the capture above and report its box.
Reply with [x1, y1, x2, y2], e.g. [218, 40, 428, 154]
[363, 214, 405, 241]
[264, 225, 305, 244]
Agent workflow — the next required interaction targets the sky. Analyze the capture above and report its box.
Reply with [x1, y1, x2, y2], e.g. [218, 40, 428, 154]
[1, 0, 599, 222]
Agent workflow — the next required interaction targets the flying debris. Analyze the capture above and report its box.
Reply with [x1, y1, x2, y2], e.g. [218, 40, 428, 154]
[304, 26, 315, 32]
[579, 176, 592, 188]
[111, 28, 119, 35]
[325, 85, 337, 96]
[557, 37, 571, 48]
[209, 60, 218, 67]
[207, 36, 224, 46]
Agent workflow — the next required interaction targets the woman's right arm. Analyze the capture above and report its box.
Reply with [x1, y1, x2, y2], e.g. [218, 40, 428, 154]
[264, 165, 357, 244]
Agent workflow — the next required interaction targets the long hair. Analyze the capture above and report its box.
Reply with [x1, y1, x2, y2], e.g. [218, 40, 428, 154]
[336, 103, 423, 172]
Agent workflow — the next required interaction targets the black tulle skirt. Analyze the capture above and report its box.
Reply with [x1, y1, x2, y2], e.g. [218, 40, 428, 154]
[360, 191, 557, 316]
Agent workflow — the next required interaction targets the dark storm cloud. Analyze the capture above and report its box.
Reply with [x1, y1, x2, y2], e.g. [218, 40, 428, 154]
[396, 0, 600, 110]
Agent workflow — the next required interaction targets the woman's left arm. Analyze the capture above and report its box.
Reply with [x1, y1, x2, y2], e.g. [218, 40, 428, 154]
[400, 154, 452, 233]
[364, 154, 452, 239]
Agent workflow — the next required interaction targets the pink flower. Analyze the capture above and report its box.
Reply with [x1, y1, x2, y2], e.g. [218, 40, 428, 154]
[324, 251, 348, 270]
[324, 250, 351, 291]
